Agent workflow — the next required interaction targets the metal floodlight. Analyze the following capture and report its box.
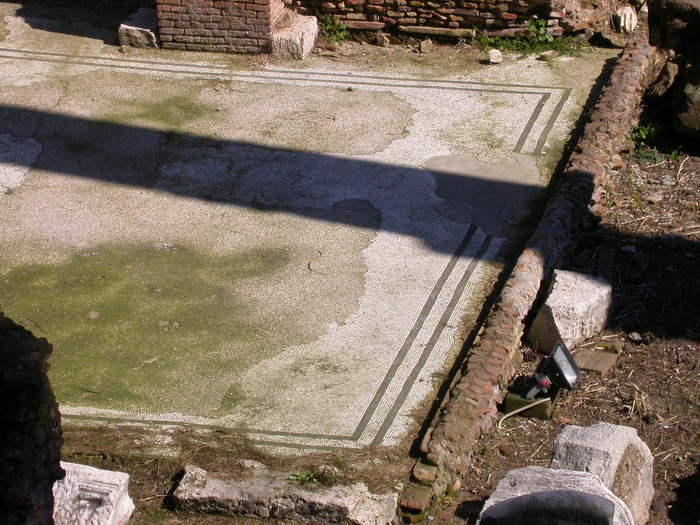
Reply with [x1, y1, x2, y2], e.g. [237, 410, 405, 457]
[525, 339, 582, 399]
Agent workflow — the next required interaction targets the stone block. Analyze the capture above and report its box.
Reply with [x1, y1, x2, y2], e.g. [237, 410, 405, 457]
[551, 422, 654, 525]
[412, 461, 438, 483]
[375, 32, 391, 46]
[400, 483, 433, 513]
[503, 385, 560, 419]
[419, 38, 434, 53]
[119, 8, 160, 48]
[174, 464, 398, 525]
[574, 350, 618, 376]
[477, 466, 634, 525]
[647, 60, 679, 99]
[53, 462, 135, 525]
[271, 13, 318, 59]
[528, 270, 612, 352]
[614, 6, 638, 33]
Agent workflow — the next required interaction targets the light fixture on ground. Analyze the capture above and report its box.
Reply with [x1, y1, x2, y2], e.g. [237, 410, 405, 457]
[525, 339, 581, 399]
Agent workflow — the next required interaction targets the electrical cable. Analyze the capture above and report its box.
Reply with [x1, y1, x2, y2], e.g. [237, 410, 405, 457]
[497, 397, 552, 429]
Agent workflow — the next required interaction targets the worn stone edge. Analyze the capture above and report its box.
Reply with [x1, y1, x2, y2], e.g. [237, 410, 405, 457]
[401, 37, 655, 513]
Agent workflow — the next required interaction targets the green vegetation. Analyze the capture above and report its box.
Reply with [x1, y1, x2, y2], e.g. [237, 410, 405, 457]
[473, 19, 591, 56]
[627, 123, 682, 165]
[289, 469, 321, 486]
[0, 242, 294, 415]
[288, 460, 355, 487]
[318, 14, 349, 44]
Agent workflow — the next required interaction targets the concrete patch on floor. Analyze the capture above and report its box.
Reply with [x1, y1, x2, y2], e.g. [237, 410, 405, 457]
[0, 133, 42, 193]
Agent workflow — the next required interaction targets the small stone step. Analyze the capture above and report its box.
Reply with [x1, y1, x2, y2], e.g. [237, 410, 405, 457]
[271, 11, 318, 60]
[412, 460, 438, 483]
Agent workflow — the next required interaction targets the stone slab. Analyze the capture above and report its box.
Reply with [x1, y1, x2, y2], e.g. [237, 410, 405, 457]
[528, 270, 613, 352]
[400, 483, 433, 513]
[271, 12, 318, 60]
[0, 133, 42, 194]
[118, 8, 158, 49]
[477, 466, 634, 525]
[411, 461, 438, 483]
[551, 422, 654, 525]
[53, 462, 135, 525]
[574, 350, 618, 376]
[173, 464, 398, 525]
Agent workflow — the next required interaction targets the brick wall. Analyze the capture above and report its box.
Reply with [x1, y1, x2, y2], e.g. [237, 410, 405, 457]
[156, 0, 286, 53]
[286, 0, 622, 38]
[303, 0, 566, 36]
[155, 0, 620, 54]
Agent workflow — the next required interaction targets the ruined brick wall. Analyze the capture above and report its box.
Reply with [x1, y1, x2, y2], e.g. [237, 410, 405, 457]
[302, 0, 565, 36]
[0, 312, 64, 525]
[155, 0, 620, 54]
[156, 0, 286, 53]
[285, 0, 621, 38]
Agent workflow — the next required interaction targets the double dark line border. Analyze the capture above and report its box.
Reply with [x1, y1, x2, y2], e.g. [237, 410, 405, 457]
[0, 47, 571, 156]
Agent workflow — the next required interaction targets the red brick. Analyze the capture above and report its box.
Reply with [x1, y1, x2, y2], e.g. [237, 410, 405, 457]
[485, 364, 501, 377]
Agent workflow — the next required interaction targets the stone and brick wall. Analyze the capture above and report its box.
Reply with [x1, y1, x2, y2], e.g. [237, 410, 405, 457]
[286, 0, 621, 37]
[154, 0, 624, 54]
[299, 0, 566, 36]
[156, 0, 286, 53]
[0, 312, 64, 525]
[401, 37, 655, 513]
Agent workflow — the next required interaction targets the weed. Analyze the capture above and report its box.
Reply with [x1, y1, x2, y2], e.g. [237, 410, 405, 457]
[472, 19, 590, 56]
[668, 148, 682, 161]
[627, 123, 684, 166]
[289, 469, 320, 486]
[628, 123, 658, 149]
[527, 18, 553, 45]
[629, 147, 663, 166]
[629, 193, 644, 211]
[318, 15, 349, 44]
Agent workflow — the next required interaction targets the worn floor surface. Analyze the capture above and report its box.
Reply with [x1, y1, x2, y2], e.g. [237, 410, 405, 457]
[0, 2, 618, 452]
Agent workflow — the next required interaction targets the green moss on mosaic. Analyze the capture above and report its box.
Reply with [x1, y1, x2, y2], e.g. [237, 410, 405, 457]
[0, 243, 295, 416]
[104, 95, 212, 133]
